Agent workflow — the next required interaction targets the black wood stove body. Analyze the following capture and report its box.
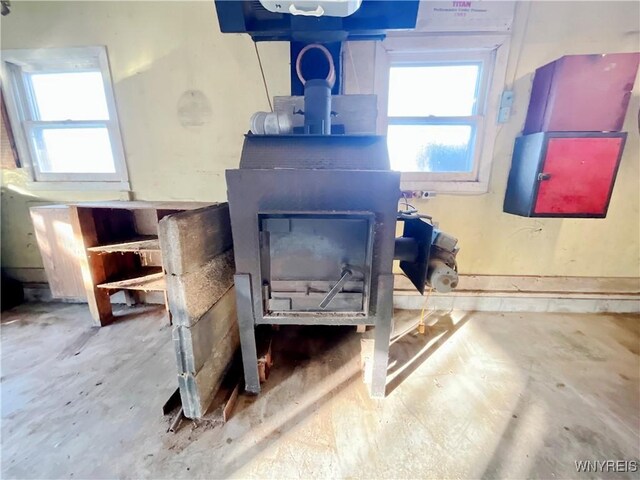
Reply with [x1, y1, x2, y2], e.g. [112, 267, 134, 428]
[227, 135, 399, 397]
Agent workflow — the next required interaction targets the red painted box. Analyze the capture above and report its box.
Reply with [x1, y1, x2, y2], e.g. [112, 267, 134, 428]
[524, 53, 639, 134]
[504, 132, 627, 218]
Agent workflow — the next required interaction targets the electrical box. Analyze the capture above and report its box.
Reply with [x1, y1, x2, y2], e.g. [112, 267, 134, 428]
[524, 53, 639, 134]
[504, 132, 626, 218]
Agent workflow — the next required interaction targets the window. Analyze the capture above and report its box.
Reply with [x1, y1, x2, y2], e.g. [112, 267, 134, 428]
[387, 63, 481, 173]
[1, 47, 129, 188]
[375, 35, 510, 193]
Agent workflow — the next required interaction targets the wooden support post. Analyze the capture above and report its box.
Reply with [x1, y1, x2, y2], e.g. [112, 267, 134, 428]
[68, 206, 114, 326]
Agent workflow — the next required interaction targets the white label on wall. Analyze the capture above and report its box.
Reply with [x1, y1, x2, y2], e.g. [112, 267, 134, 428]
[416, 1, 515, 33]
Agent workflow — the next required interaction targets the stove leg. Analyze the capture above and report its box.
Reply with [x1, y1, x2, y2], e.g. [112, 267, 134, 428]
[370, 274, 394, 398]
[235, 274, 260, 394]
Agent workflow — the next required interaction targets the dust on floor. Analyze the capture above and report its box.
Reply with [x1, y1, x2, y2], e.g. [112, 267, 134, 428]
[1, 303, 638, 479]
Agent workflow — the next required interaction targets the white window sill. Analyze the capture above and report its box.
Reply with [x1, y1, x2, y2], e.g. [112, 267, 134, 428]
[25, 180, 131, 192]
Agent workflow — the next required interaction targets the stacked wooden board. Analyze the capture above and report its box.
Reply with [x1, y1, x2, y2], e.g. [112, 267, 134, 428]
[159, 204, 238, 419]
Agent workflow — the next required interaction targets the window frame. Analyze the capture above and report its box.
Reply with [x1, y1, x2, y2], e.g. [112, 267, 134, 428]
[1, 46, 130, 190]
[374, 34, 511, 194]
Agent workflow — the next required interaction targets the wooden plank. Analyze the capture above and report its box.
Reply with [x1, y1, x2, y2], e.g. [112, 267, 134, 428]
[67, 200, 213, 210]
[68, 206, 114, 326]
[189, 355, 243, 426]
[158, 204, 233, 275]
[97, 268, 165, 291]
[189, 322, 239, 419]
[87, 236, 160, 254]
[173, 287, 240, 419]
[161, 203, 239, 419]
[223, 384, 240, 423]
[133, 209, 161, 236]
[166, 250, 235, 327]
[172, 287, 236, 373]
[29, 206, 86, 299]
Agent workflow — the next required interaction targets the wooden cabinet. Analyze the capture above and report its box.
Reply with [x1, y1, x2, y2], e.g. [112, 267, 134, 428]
[504, 132, 626, 218]
[510, 54, 636, 218]
[524, 53, 640, 134]
[30, 201, 212, 326]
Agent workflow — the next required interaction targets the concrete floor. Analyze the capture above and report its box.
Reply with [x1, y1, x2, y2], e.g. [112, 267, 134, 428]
[1, 303, 638, 479]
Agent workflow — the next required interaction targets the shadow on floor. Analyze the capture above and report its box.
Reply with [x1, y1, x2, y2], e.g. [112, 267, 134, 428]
[385, 310, 472, 395]
[221, 324, 362, 476]
[218, 313, 473, 476]
[111, 304, 168, 325]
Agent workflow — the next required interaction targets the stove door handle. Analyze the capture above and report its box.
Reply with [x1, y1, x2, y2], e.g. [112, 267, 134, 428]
[319, 268, 353, 310]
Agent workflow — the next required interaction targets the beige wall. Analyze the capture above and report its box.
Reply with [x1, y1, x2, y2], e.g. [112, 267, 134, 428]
[419, 1, 640, 277]
[1, 1, 289, 281]
[1, 1, 639, 282]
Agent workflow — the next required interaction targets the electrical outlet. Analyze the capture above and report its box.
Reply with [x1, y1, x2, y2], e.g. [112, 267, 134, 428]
[401, 190, 436, 200]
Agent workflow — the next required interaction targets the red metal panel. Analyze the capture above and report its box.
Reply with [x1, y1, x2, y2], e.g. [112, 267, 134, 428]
[547, 54, 639, 132]
[534, 137, 623, 215]
[524, 53, 639, 134]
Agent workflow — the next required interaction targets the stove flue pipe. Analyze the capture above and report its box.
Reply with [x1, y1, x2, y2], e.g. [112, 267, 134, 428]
[296, 43, 335, 135]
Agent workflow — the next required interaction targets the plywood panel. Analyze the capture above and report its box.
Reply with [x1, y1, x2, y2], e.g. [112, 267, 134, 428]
[29, 206, 86, 299]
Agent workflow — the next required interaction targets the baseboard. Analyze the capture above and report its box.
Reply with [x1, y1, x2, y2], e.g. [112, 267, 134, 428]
[18, 275, 640, 314]
[23, 283, 85, 304]
[3, 268, 48, 284]
[393, 274, 640, 313]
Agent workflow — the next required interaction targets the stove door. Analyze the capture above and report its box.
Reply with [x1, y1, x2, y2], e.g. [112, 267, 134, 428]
[259, 212, 374, 313]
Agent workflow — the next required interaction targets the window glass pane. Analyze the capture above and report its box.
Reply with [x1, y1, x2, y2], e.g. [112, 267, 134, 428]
[33, 127, 116, 174]
[30, 72, 110, 121]
[387, 124, 475, 173]
[388, 64, 480, 117]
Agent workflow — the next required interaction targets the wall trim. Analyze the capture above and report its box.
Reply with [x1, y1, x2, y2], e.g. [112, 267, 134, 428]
[14, 274, 640, 314]
[2, 267, 48, 284]
[393, 274, 640, 313]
